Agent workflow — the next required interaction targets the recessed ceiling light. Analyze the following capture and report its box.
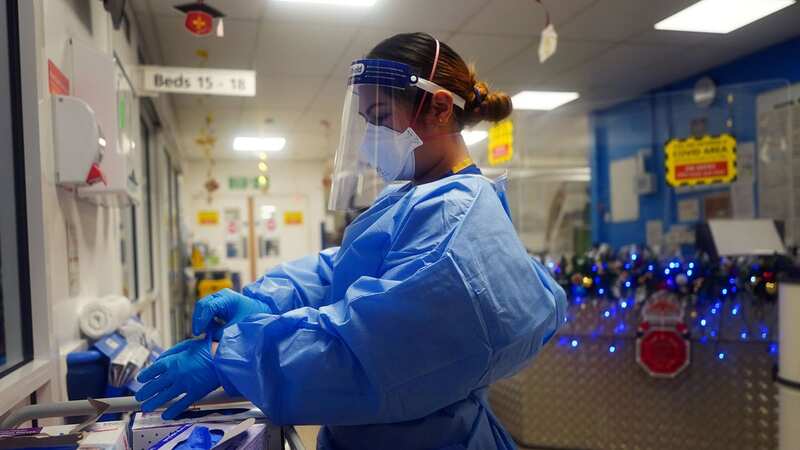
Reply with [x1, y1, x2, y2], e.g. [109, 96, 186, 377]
[511, 91, 579, 111]
[233, 137, 286, 152]
[461, 130, 488, 146]
[274, 0, 376, 6]
[655, 0, 795, 34]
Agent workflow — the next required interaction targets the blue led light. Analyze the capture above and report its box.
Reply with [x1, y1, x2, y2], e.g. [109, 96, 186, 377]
[740, 332, 748, 340]
[598, 288, 605, 295]
[570, 339, 579, 348]
[732, 306, 739, 316]
[711, 308, 717, 315]
[687, 270, 694, 277]
[631, 254, 638, 261]
[603, 311, 611, 318]
[608, 345, 617, 353]
[664, 268, 671, 275]
[729, 277, 736, 285]
[620, 300, 629, 309]
[717, 352, 726, 360]
[547, 261, 555, 269]
[558, 336, 569, 346]
[688, 262, 695, 269]
[750, 276, 757, 284]
[722, 288, 728, 296]
[625, 281, 632, 288]
[648, 265, 654, 272]
[761, 327, 769, 340]
[700, 319, 707, 326]
[624, 263, 631, 270]
[770, 343, 779, 355]
[592, 265, 598, 273]
[711, 330, 718, 338]
[715, 301, 722, 309]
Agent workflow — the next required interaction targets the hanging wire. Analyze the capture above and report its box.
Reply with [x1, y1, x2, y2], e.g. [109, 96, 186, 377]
[534, 0, 551, 26]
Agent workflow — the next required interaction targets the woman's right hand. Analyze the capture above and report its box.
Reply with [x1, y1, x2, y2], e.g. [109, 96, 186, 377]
[192, 288, 272, 339]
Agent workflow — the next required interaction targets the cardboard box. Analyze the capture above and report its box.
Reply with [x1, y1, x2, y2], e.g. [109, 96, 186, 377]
[147, 421, 266, 450]
[27, 421, 129, 449]
[131, 406, 264, 450]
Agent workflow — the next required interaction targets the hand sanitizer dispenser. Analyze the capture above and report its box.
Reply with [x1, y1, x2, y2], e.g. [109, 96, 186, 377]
[52, 95, 107, 186]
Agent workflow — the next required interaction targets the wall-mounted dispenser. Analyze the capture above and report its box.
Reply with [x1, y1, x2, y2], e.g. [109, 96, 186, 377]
[53, 95, 107, 186]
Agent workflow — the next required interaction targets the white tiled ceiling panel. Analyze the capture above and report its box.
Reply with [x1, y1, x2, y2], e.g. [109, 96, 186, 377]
[129, 0, 800, 161]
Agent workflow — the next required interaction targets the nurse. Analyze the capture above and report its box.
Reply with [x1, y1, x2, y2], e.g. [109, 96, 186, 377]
[136, 32, 567, 450]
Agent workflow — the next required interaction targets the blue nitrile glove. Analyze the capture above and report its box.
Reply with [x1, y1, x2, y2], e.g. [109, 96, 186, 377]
[192, 288, 272, 339]
[135, 337, 220, 420]
[174, 426, 223, 450]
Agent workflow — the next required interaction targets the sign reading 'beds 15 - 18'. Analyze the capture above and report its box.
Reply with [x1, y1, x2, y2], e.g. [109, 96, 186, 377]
[142, 66, 256, 97]
[664, 134, 737, 187]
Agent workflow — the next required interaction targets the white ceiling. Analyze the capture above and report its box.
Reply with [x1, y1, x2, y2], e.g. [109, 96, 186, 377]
[130, 0, 800, 162]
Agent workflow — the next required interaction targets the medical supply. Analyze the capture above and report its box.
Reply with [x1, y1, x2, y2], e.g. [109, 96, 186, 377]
[131, 406, 264, 450]
[79, 295, 133, 339]
[0, 421, 129, 449]
[147, 419, 265, 450]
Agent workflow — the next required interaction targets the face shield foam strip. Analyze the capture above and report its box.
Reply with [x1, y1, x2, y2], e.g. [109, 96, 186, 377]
[348, 58, 466, 110]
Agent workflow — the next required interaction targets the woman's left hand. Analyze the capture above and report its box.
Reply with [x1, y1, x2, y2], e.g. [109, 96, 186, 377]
[135, 337, 221, 420]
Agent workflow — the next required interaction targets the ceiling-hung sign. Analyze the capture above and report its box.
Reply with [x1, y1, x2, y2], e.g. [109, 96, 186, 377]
[174, 1, 224, 37]
[141, 66, 256, 97]
[488, 119, 514, 166]
[664, 133, 737, 187]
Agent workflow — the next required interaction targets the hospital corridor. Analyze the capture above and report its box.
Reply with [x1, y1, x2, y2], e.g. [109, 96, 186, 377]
[2, 0, 800, 449]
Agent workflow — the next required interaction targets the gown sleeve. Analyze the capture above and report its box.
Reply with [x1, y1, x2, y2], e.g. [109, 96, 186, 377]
[241, 247, 338, 314]
[213, 179, 567, 426]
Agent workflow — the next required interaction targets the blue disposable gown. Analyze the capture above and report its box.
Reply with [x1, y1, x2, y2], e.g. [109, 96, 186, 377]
[214, 174, 567, 450]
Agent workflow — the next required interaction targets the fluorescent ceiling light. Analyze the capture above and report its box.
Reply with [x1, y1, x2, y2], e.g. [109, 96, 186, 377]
[461, 130, 488, 146]
[274, 0, 376, 6]
[655, 0, 795, 34]
[233, 137, 286, 152]
[511, 91, 579, 111]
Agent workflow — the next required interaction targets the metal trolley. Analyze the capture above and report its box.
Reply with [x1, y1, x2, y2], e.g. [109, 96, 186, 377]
[0, 391, 306, 450]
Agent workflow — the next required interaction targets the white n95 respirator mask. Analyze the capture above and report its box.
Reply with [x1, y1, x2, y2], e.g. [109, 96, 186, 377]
[359, 123, 423, 183]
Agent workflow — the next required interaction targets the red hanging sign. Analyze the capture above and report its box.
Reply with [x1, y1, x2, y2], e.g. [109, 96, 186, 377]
[185, 10, 213, 36]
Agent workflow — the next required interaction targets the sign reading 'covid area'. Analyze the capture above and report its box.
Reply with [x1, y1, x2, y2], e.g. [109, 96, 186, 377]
[664, 134, 737, 187]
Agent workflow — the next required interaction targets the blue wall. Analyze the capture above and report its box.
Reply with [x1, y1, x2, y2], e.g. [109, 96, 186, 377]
[591, 36, 800, 248]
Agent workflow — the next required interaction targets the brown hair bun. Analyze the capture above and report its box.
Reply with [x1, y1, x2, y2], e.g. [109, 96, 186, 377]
[463, 80, 513, 127]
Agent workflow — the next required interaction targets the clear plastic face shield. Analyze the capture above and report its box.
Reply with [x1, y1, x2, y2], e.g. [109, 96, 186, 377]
[328, 56, 466, 211]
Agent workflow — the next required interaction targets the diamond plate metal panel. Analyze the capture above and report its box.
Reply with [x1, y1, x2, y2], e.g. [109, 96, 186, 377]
[490, 301, 779, 450]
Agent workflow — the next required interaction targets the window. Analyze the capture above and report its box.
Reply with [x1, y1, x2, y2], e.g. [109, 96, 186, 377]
[0, 0, 33, 378]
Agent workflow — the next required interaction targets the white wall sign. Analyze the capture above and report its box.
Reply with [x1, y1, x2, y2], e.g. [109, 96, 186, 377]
[141, 66, 256, 97]
[610, 157, 639, 222]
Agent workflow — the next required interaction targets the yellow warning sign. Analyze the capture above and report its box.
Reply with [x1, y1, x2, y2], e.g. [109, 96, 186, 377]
[665, 134, 737, 187]
[197, 210, 220, 225]
[488, 120, 514, 166]
[284, 211, 304, 225]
